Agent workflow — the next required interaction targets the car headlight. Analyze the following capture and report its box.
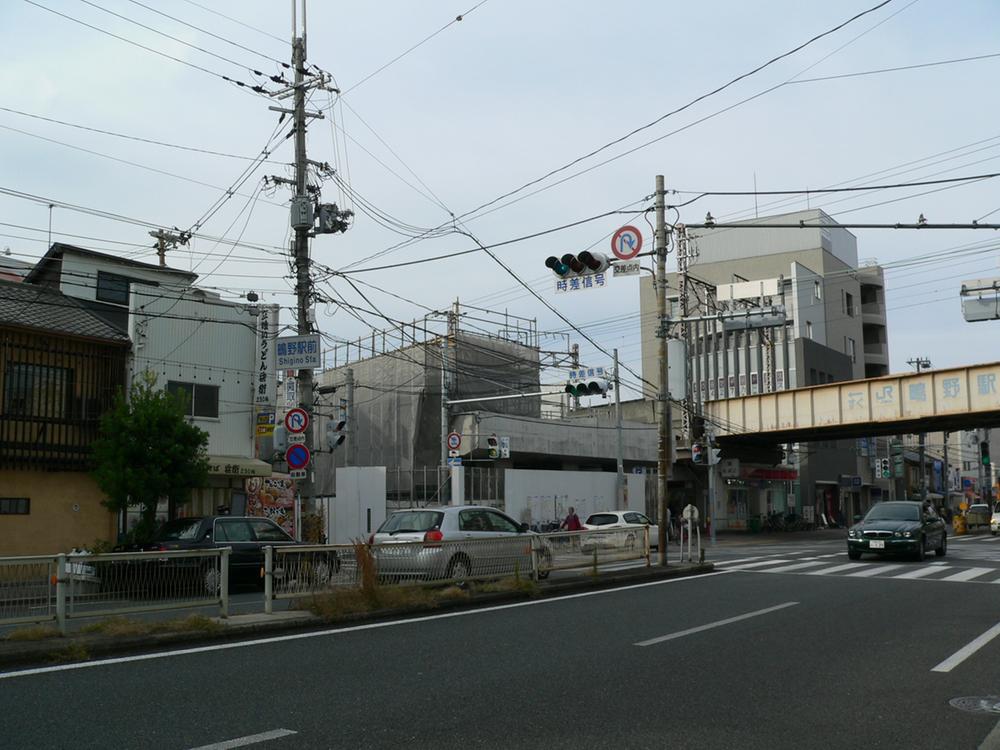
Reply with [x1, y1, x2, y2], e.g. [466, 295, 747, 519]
[894, 531, 903, 538]
[902, 531, 912, 538]
[848, 528, 857, 537]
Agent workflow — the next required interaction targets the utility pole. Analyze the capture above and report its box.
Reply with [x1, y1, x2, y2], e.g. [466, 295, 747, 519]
[149, 229, 189, 267]
[263, 2, 338, 512]
[570, 343, 580, 411]
[907, 356, 931, 502]
[345, 367, 356, 467]
[654, 174, 672, 564]
[614, 348, 625, 509]
[942, 430, 949, 511]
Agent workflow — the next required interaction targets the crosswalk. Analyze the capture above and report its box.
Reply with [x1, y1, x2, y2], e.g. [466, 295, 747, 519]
[717, 549, 1000, 585]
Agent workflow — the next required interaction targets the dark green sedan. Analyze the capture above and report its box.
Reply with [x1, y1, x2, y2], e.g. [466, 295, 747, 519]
[847, 501, 947, 561]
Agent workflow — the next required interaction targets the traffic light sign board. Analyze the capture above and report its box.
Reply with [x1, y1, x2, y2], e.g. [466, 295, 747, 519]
[546, 251, 610, 294]
[566, 367, 611, 398]
[879, 457, 891, 478]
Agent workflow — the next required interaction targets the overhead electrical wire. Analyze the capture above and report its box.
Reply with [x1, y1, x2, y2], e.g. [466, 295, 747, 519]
[123, 0, 291, 69]
[341, 0, 490, 95]
[176, 0, 289, 46]
[23, 0, 273, 98]
[0, 106, 287, 163]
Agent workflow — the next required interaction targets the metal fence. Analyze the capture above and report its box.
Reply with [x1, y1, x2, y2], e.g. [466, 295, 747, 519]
[0, 549, 229, 634]
[263, 526, 650, 608]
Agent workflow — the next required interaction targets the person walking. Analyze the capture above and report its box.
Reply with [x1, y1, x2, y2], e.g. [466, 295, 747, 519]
[561, 506, 583, 531]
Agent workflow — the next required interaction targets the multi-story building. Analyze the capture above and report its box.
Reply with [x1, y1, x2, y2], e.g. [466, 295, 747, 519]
[638, 209, 891, 527]
[0, 278, 130, 554]
[21, 244, 272, 537]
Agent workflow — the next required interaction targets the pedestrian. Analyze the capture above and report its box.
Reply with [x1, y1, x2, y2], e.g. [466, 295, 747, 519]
[561, 506, 583, 532]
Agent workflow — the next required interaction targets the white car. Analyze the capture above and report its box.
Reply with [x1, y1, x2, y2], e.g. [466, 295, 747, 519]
[583, 510, 660, 549]
[991, 503, 999, 535]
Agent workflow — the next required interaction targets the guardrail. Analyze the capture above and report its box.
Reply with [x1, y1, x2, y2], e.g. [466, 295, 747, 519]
[263, 527, 651, 610]
[0, 549, 230, 634]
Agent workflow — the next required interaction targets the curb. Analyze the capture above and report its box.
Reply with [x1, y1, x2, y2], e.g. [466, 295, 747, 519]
[0, 562, 713, 671]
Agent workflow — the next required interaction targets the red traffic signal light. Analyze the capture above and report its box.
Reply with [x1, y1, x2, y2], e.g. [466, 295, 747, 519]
[544, 252, 609, 278]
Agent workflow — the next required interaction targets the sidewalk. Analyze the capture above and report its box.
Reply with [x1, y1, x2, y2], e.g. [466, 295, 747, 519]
[0, 560, 713, 671]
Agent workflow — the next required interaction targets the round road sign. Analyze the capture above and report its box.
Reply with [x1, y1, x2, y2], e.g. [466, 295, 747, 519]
[447, 431, 462, 451]
[285, 443, 311, 471]
[611, 225, 643, 260]
[284, 407, 309, 434]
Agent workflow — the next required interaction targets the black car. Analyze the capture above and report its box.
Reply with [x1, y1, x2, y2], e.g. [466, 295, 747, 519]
[846, 501, 946, 561]
[122, 516, 335, 594]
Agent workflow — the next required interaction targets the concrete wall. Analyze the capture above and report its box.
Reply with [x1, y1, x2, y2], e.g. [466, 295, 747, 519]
[503, 468, 646, 528]
[129, 286, 257, 457]
[0, 470, 115, 555]
[452, 411, 657, 464]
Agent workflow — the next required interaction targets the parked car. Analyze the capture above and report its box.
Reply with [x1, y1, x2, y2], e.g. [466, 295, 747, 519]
[992, 503, 1000, 536]
[846, 501, 946, 561]
[370, 505, 551, 582]
[119, 516, 334, 594]
[582, 510, 659, 550]
[966, 503, 992, 530]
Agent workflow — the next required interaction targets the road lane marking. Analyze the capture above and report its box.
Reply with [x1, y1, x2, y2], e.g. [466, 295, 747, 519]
[980, 716, 1000, 750]
[846, 565, 903, 578]
[712, 555, 786, 566]
[939, 567, 995, 582]
[932, 621, 1000, 673]
[634, 602, 799, 647]
[0, 570, 733, 680]
[806, 563, 867, 575]
[188, 729, 297, 750]
[721, 559, 791, 570]
[893, 566, 953, 580]
[758, 561, 829, 573]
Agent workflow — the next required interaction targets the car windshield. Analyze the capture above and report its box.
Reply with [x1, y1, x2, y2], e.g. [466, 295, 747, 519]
[378, 511, 444, 534]
[154, 519, 204, 540]
[864, 504, 919, 522]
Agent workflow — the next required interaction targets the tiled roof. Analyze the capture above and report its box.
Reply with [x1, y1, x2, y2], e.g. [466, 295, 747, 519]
[0, 279, 130, 343]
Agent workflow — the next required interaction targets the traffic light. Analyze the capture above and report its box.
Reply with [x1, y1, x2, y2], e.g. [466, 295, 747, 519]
[564, 378, 611, 398]
[326, 418, 347, 451]
[879, 457, 890, 478]
[981, 441, 991, 466]
[487, 434, 499, 459]
[544, 251, 610, 278]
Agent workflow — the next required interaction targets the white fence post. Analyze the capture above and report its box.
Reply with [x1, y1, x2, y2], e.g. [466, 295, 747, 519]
[55, 554, 67, 635]
[219, 548, 230, 619]
[264, 545, 274, 614]
[530, 537, 540, 582]
[644, 525, 651, 567]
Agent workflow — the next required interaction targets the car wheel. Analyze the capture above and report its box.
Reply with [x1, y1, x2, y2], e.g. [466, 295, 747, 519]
[847, 548, 861, 560]
[935, 534, 946, 557]
[447, 555, 471, 583]
[537, 550, 552, 580]
[202, 566, 221, 596]
[915, 536, 926, 562]
[313, 552, 339, 585]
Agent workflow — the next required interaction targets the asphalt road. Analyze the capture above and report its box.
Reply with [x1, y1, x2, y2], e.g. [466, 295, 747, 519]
[4, 531, 1000, 749]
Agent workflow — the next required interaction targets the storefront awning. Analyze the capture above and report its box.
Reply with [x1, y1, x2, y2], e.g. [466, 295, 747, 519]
[206, 455, 272, 478]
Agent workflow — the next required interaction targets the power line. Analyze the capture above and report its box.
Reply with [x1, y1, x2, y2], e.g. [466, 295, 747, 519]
[176, 0, 289, 47]
[24, 0, 273, 97]
[341, 1, 490, 95]
[0, 106, 288, 163]
[448, 0, 894, 224]
[123, 0, 291, 69]
[788, 50, 1000, 85]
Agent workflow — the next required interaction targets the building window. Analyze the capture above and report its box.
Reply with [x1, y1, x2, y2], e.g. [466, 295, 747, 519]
[3, 363, 72, 418]
[846, 337, 856, 363]
[845, 291, 855, 317]
[0, 497, 30, 514]
[167, 381, 220, 419]
[814, 280, 822, 300]
[810, 368, 818, 385]
[96, 271, 130, 306]
[805, 321, 813, 339]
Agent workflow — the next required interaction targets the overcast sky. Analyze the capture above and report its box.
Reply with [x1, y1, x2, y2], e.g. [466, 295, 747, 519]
[2, 0, 999, 399]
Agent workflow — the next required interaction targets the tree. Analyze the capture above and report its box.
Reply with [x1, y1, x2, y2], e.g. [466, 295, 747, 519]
[92, 371, 210, 542]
